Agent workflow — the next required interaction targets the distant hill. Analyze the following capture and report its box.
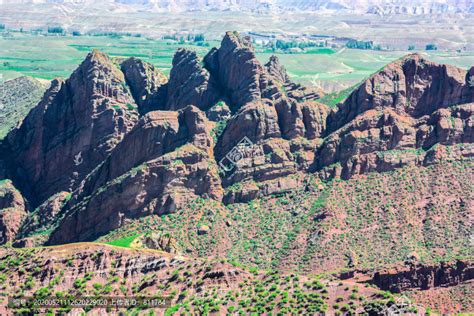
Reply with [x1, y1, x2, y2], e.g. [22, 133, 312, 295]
[1, 0, 472, 14]
[275, 0, 473, 14]
[0, 76, 47, 139]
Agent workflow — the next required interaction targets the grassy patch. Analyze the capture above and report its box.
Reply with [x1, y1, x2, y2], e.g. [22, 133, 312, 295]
[105, 234, 140, 248]
[318, 84, 358, 107]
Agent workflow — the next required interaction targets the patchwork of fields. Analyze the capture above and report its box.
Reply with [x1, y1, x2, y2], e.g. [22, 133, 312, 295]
[1, 32, 474, 92]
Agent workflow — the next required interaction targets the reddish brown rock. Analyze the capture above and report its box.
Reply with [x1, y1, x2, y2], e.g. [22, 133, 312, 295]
[121, 57, 168, 114]
[327, 53, 474, 134]
[301, 101, 329, 139]
[265, 55, 290, 84]
[204, 31, 281, 110]
[315, 102, 473, 179]
[48, 143, 222, 245]
[417, 103, 474, 149]
[274, 98, 307, 139]
[77, 105, 213, 197]
[6, 50, 139, 206]
[215, 101, 281, 160]
[265, 55, 323, 102]
[48, 106, 222, 244]
[313, 55, 474, 179]
[2, 34, 473, 245]
[14, 191, 70, 246]
[370, 260, 473, 293]
[165, 48, 221, 111]
[0, 180, 27, 244]
[142, 232, 179, 253]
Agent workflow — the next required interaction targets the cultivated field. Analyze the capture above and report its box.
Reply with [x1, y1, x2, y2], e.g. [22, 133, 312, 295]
[1, 32, 474, 92]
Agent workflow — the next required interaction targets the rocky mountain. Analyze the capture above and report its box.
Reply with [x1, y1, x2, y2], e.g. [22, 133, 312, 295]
[0, 31, 472, 314]
[4, 50, 139, 206]
[277, 0, 474, 14]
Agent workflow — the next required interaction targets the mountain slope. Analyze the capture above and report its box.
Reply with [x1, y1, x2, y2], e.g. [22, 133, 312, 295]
[4, 50, 139, 206]
[0, 31, 472, 314]
[0, 76, 47, 139]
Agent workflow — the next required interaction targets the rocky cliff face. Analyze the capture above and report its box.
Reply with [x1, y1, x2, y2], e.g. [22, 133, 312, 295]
[204, 32, 277, 109]
[47, 105, 222, 244]
[370, 260, 473, 293]
[165, 48, 221, 111]
[327, 54, 474, 133]
[121, 57, 167, 114]
[5, 50, 139, 206]
[314, 54, 474, 179]
[0, 32, 472, 250]
[0, 180, 27, 244]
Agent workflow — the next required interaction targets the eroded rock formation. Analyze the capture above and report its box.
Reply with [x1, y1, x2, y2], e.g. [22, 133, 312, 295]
[47, 105, 222, 244]
[0, 180, 26, 244]
[121, 57, 167, 114]
[0, 32, 472, 247]
[370, 260, 473, 293]
[5, 50, 139, 206]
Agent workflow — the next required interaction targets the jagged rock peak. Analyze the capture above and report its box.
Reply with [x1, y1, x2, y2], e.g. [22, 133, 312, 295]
[80, 49, 123, 82]
[166, 48, 221, 111]
[173, 48, 200, 65]
[220, 31, 254, 52]
[203, 31, 280, 110]
[265, 55, 290, 84]
[5, 49, 139, 206]
[121, 57, 168, 114]
[327, 52, 474, 133]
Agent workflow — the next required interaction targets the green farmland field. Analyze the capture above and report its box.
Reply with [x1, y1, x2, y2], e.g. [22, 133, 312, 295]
[1, 32, 474, 93]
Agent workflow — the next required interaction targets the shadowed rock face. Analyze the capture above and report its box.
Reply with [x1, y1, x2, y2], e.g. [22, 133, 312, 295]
[209, 32, 329, 191]
[165, 49, 221, 111]
[204, 31, 282, 110]
[6, 50, 139, 206]
[313, 54, 474, 179]
[13, 191, 69, 247]
[121, 57, 168, 114]
[0, 32, 473, 247]
[327, 54, 474, 133]
[47, 105, 222, 244]
[0, 180, 26, 244]
[370, 260, 473, 293]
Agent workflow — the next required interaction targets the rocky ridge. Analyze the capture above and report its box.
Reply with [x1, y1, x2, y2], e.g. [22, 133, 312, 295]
[0, 31, 472, 315]
[0, 243, 402, 315]
[4, 50, 139, 206]
[0, 31, 472, 257]
[370, 260, 473, 293]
